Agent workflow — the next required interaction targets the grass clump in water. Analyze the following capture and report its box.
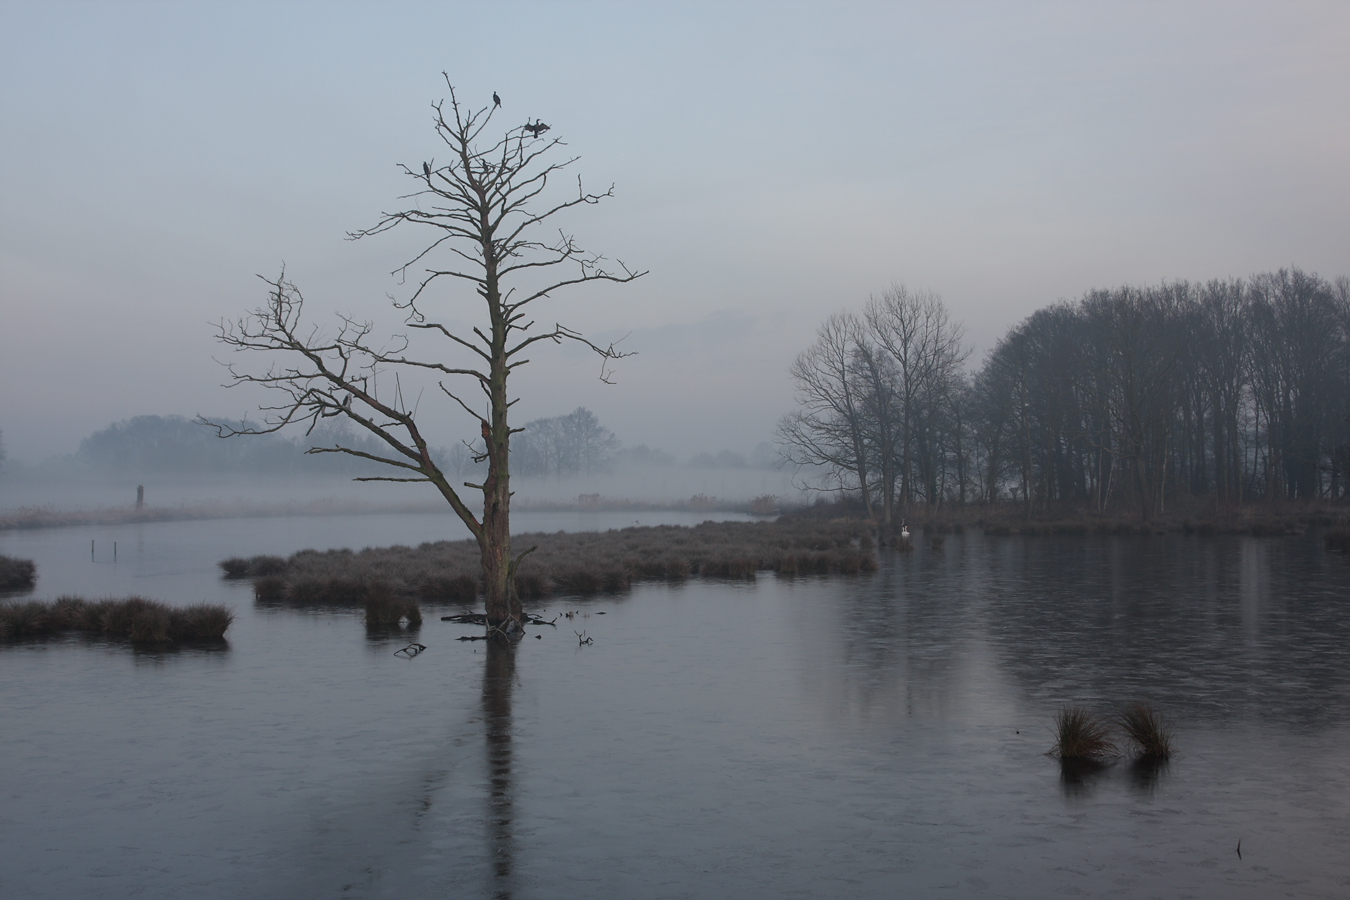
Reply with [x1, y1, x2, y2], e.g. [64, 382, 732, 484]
[1117, 701, 1174, 759]
[364, 582, 422, 627]
[1050, 705, 1117, 760]
[0, 555, 37, 590]
[0, 596, 234, 643]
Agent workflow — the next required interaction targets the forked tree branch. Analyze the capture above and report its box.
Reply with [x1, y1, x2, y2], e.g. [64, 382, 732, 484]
[205, 78, 644, 626]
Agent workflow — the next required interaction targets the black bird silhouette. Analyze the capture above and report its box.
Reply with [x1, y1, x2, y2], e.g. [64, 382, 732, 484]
[524, 119, 551, 138]
[493, 91, 501, 108]
[422, 161, 431, 177]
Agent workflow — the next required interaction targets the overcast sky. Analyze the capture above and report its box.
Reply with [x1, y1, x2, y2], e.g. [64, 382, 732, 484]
[1, 0, 1347, 465]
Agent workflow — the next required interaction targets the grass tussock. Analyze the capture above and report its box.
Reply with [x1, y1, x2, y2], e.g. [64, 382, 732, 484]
[1117, 701, 1174, 759]
[0, 596, 234, 643]
[220, 555, 285, 578]
[1324, 528, 1350, 554]
[1050, 705, 1118, 761]
[228, 517, 879, 606]
[0, 555, 37, 590]
[364, 582, 422, 627]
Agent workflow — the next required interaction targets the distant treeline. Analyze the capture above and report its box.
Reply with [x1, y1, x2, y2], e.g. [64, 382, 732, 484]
[780, 268, 1350, 521]
[511, 408, 775, 476]
[512, 407, 622, 477]
[63, 412, 770, 481]
[75, 415, 395, 477]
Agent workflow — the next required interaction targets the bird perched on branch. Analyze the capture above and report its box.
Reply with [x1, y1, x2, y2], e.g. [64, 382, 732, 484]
[493, 91, 501, 108]
[422, 161, 431, 177]
[524, 119, 550, 138]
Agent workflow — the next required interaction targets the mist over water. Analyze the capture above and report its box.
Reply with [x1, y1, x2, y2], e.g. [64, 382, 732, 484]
[0, 464, 801, 516]
[2, 515, 1348, 899]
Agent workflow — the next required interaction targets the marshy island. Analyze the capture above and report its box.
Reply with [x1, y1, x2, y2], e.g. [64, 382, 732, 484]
[221, 516, 878, 612]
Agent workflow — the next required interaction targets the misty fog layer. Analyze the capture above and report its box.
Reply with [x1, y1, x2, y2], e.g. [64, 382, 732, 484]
[0, 412, 794, 514]
[3, 5, 1347, 465]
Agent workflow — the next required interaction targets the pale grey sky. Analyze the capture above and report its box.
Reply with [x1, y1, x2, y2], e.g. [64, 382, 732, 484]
[2, 0, 1347, 463]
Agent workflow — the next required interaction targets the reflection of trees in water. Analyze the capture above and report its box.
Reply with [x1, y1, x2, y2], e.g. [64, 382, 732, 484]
[814, 540, 995, 719]
[969, 534, 1350, 726]
[482, 638, 517, 899]
[833, 534, 1350, 729]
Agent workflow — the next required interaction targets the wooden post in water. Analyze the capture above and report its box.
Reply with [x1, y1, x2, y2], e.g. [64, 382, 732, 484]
[136, 485, 144, 510]
[114, 542, 117, 562]
[91, 540, 95, 561]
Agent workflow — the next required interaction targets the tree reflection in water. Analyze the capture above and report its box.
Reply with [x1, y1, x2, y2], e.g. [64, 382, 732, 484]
[482, 636, 518, 899]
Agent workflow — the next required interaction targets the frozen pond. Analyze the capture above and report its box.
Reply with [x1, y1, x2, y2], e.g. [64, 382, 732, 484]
[2, 513, 1349, 898]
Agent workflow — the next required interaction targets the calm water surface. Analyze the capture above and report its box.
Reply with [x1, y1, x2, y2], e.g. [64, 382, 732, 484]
[2, 513, 1348, 899]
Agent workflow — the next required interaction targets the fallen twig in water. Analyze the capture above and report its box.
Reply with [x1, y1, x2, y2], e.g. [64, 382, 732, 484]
[441, 612, 555, 626]
[575, 630, 593, 645]
[394, 642, 427, 658]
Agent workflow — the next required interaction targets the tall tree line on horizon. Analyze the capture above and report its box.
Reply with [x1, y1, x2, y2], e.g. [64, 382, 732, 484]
[780, 268, 1350, 521]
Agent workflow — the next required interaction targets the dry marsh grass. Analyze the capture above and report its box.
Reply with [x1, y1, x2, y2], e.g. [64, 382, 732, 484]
[1117, 701, 1174, 759]
[363, 582, 422, 627]
[1324, 528, 1350, 554]
[0, 596, 234, 643]
[0, 555, 37, 590]
[227, 518, 878, 606]
[1050, 705, 1118, 761]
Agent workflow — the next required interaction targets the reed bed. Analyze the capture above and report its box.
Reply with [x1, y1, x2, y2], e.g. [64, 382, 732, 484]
[0, 596, 234, 643]
[0, 555, 37, 590]
[1117, 701, 1174, 759]
[225, 518, 877, 606]
[1050, 705, 1118, 761]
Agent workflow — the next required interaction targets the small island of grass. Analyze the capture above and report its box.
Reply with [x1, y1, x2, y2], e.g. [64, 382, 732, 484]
[0, 596, 234, 644]
[222, 517, 878, 609]
[0, 555, 37, 591]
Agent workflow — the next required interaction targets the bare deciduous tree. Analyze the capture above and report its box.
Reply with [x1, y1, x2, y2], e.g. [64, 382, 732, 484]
[865, 284, 968, 522]
[513, 407, 620, 477]
[779, 287, 968, 528]
[206, 77, 644, 629]
[777, 312, 878, 517]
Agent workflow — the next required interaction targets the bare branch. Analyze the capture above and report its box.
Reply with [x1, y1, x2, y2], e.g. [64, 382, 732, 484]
[209, 80, 642, 628]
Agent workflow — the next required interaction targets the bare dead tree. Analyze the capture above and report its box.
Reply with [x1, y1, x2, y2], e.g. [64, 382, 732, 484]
[204, 77, 645, 628]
